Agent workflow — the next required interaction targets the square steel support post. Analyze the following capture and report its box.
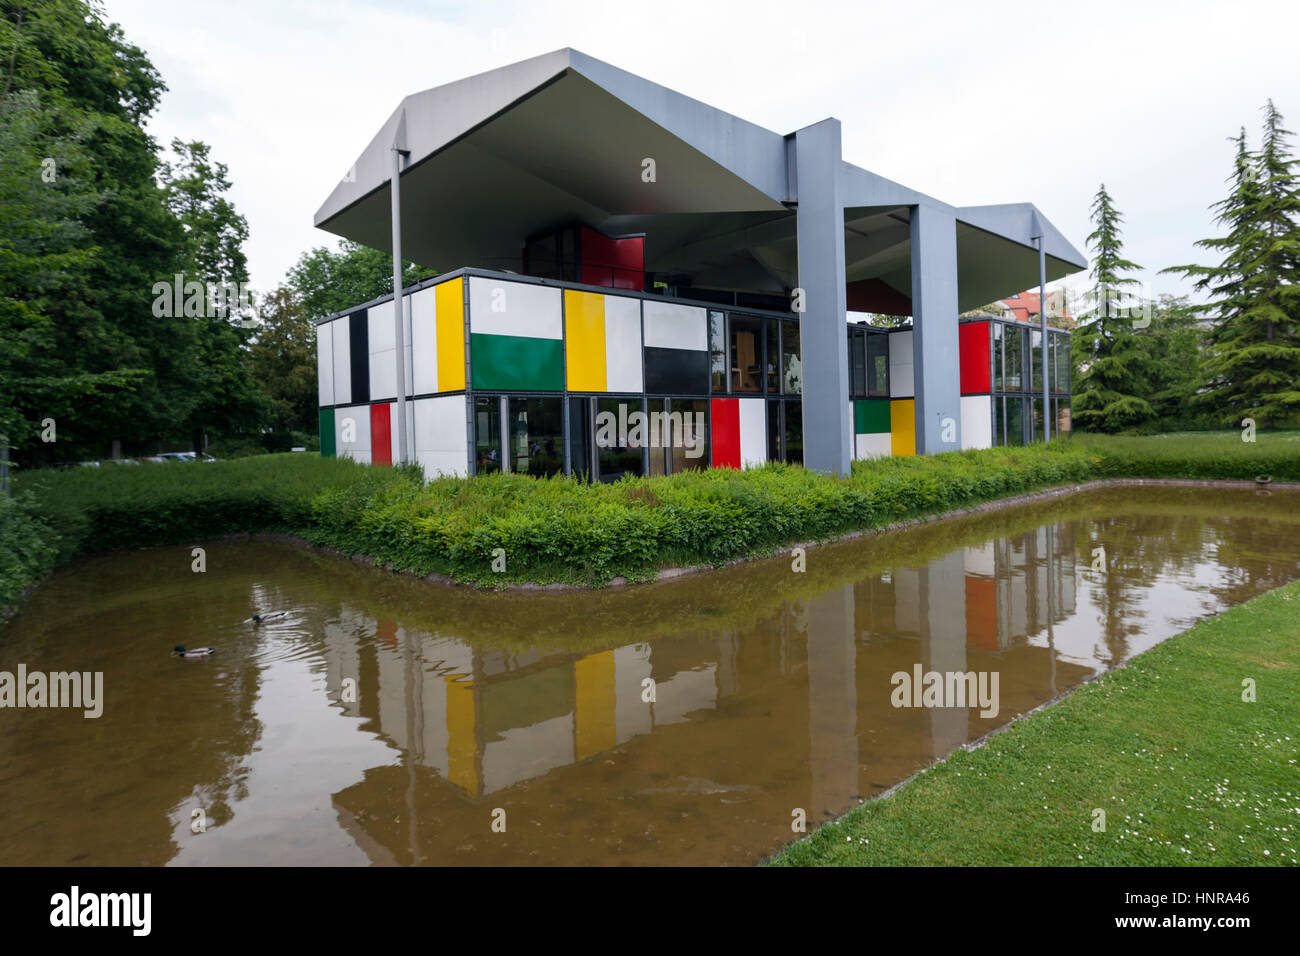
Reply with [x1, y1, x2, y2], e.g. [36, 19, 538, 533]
[794, 119, 852, 476]
[909, 203, 962, 455]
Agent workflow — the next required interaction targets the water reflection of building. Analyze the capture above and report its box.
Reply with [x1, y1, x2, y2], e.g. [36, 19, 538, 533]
[324, 610, 719, 799]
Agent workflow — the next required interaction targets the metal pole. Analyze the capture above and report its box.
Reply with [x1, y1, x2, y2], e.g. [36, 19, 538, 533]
[1037, 235, 1051, 441]
[391, 146, 410, 465]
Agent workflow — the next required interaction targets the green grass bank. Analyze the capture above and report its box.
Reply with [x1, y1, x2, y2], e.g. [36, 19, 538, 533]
[770, 577, 1300, 866]
[4, 430, 1300, 610]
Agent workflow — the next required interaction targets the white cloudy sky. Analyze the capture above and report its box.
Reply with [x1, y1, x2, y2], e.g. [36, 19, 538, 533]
[104, 0, 1300, 305]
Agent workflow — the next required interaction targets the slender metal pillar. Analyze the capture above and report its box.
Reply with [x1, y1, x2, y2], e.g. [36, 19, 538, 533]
[1037, 234, 1051, 441]
[391, 144, 410, 464]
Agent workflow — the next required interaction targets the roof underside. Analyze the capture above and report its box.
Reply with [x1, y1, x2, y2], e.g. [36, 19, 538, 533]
[315, 49, 1087, 313]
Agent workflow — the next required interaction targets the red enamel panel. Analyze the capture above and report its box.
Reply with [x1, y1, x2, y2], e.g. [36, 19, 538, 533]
[710, 398, 741, 469]
[370, 402, 392, 466]
[959, 321, 991, 395]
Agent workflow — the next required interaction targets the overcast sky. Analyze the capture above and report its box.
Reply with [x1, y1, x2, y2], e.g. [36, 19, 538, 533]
[105, 0, 1300, 307]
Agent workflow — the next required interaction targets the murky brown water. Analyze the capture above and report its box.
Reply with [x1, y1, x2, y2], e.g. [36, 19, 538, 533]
[1, 486, 1297, 866]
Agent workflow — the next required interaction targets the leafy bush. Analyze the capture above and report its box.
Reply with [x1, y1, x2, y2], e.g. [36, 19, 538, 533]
[12, 431, 1300, 591]
[0, 493, 59, 614]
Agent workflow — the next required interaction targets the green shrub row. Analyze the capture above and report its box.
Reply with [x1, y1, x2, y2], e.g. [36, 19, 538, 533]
[0, 493, 59, 614]
[9, 431, 1300, 597]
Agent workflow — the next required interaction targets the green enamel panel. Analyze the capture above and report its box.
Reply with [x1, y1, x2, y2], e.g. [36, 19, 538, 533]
[855, 400, 891, 435]
[319, 407, 336, 457]
[471, 333, 564, 391]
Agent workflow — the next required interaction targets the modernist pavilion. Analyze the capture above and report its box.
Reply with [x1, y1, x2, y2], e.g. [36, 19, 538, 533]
[314, 49, 1086, 479]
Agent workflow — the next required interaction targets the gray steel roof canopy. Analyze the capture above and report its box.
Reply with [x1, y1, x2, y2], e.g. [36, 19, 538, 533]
[314, 48, 1086, 308]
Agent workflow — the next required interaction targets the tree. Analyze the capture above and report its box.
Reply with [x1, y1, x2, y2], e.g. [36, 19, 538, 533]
[1164, 104, 1300, 428]
[157, 138, 266, 451]
[1070, 184, 1154, 432]
[249, 287, 318, 437]
[288, 241, 436, 322]
[1145, 294, 1209, 430]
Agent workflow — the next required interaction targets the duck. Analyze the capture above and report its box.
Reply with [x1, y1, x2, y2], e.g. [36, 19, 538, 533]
[246, 610, 288, 624]
[174, 645, 215, 658]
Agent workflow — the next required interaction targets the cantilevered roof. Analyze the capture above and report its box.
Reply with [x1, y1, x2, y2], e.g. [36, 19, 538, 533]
[315, 49, 1087, 312]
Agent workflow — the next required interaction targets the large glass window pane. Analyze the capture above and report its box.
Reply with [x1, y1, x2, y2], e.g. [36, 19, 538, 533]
[851, 330, 867, 397]
[669, 399, 709, 473]
[867, 334, 889, 397]
[1005, 327, 1024, 391]
[1053, 332, 1071, 395]
[729, 315, 763, 393]
[1031, 396, 1045, 441]
[709, 311, 727, 393]
[595, 397, 645, 482]
[1030, 329, 1043, 392]
[474, 396, 501, 474]
[1006, 396, 1025, 446]
[767, 399, 782, 462]
[782, 326, 802, 395]
[993, 396, 1005, 447]
[568, 397, 590, 480]
[648, 398, 667, 476]
[783, 401, 803, 464]
[765, 320, 781, 393]
[1056, 398, 1072, 436]
[992, 322, 1004, 391]
[509, 397, 563, 477]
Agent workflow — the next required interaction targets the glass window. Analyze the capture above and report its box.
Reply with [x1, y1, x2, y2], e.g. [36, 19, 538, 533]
[509, 397, 563, 477]
[474, 396, 501, 474]
[595, 397, 645, 482]
[1053, 332, 1071, 395]
[1056, 398, 1072, 436]
[1005, 396, 1025, 446]
[992, 322, 1004, 391]
[867, 334, 889, 397]
[765, 320, 781, 393]
[1031, 397, 1045, 442]
[767, 399, 782, 462]
[783, 401, 803, 464]
[1030, 329, 1043, 392]
[709, 311, 727, 393]
[729, 315, 763, 393]
[669, 399, 709, 473]
[782, 325, 802, 395]
[851, 330, 866, 398]
[568, 397, 590, 480]
[993, 396, 1005, 447]
[1005, 327, 1023, 391]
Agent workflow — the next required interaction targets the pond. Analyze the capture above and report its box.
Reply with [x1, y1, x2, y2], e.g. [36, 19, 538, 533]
[1, 486, 1297, 865]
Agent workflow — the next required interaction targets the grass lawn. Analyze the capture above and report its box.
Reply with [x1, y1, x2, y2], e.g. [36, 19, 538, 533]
[769, 579, 1300, 867]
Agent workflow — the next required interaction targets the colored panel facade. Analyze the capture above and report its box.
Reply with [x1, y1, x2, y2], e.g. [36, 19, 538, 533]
[959, 321, 991, 395]
[710, 398, 741, 468]
[738, 398, 766, 468]
[335, 404, 372, 464]
[409, 286, 438, 395]
[853, 399, 891, 434]
[888, 330, 915, 398]
[643, 300, 708, 393]
[855, 433, 891, 459]
[331, 317, 351, 406]
[367, 300, 396, 401]
[413, 394, 469, 478]
[370, 402, 392, 466]
[564, 290, 607, 391]
[603, 295, 643, 392]
[890, 399, 915, 457]
[578, 226, 644, 290]
[348, 311, 369, 403]
[318, 407, 335, 457]
[960, 394, 993, 451]
[435, 277, 466, 392]
[317, 323, 334, 406]
[470, 277, 563, 391]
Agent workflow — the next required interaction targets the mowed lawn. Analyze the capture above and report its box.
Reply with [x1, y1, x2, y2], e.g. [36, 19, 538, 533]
[770, 579, 1300, 866]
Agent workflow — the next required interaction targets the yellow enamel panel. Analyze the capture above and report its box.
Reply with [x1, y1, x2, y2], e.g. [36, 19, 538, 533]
[890, 399, 916, 457]
[574, 650, 617, 761]
[435, 277, 465, 392]
[445, 674, 479, 796]
[564, 289, 607, 392]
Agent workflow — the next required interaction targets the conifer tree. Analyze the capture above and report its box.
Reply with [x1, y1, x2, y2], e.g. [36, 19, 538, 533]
[1164, 103, 1300, 427]
[1070, 185, 1154, 431]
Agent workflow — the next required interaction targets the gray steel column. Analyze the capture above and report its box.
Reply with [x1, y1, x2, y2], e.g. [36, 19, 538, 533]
[793, 119, 851, 476]
[1036, 233, 1051, 441]
[391, 140, 410, 465]
[909, 204, 961, 455]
